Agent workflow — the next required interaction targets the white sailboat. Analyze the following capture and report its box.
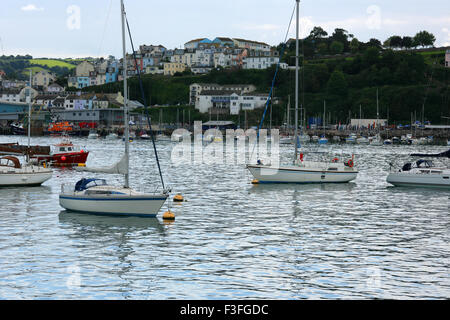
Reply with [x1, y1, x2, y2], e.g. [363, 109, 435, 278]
[370, 89, 383, 146]
[59, 0, 169, 217]
[246, 0, 358, 184]
[0, 71, 52, 187]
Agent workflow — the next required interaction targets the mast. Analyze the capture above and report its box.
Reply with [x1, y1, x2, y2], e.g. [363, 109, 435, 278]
[121, 0, 130, 188]
[27, 70, 32, 162]
[376, 88, 379, 134]
[294, 0, 299, 163]
[323, 100, 326, 136]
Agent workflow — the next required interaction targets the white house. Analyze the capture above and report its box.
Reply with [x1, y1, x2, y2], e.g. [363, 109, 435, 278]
[243, 50, 280, 70]
[195, 90, 269, 114]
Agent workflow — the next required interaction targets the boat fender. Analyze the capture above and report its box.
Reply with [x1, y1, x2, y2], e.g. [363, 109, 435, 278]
[299, 153, 304, 161]
[332, 157, 339, 163]
[251, 179, 260, 184]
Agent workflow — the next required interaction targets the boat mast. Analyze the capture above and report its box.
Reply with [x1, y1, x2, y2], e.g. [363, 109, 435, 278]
[27, 70, 32, 162]
[121, 0, 130, 188]
[294, 0, 299, 163]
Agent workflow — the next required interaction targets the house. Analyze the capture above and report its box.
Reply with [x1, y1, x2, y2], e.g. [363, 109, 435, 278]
[189, 83, 256, 105]
[195, 89, 267, 114]
[146, 66, 164, 75]
[46, 83, 64, 93]
[0, 89, 22, 103]
[232, 38, 271, 52]
[243, 50, 280, 70]
[34, 94, 57, 109]
[191, 66, 213, 74]
[163, 62, 186, 76]
[32, 70, 56, 87]
[75, 61, 95, 77]
[184, 38, 208, 50]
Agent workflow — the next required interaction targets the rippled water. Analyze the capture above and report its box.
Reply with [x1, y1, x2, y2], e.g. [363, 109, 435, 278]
[0, 135, 449, 299]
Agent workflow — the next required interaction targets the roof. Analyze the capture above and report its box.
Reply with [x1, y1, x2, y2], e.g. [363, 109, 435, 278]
[232, 38, 270, 46]
[185, 38, 207, 44]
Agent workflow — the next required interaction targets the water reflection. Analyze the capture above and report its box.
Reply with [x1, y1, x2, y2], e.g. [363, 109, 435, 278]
[58, 210, 166, 234]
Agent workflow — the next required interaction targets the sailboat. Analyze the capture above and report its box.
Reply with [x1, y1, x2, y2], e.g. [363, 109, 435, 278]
[318, 101, 328, 145]
[59, 0, 169, 217]
[0, 71, 52, 187]
[369, 89, 382, 146]
[246, 0, 357, 184]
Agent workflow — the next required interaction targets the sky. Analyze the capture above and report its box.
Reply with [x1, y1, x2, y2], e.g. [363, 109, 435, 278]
[0, 0, 449, 58]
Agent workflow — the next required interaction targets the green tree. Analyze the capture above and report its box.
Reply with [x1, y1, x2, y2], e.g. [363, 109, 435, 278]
[413, 31, 436, 48]
[401, 36, 413, 49]
[327, 69, 348, 97]
[329, 41, 344, 55]
[349, 38, 360, 53]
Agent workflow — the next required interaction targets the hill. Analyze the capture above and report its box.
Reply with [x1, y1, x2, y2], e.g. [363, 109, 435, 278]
[85, 47, 449, 126]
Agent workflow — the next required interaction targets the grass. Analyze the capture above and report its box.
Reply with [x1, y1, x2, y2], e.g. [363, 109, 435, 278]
[30, 59, 77, 69]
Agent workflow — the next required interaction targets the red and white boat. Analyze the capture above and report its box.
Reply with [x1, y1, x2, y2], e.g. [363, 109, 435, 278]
[31, 139, 89, 166]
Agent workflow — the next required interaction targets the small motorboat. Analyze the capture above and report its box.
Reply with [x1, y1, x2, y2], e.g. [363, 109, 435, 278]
[384, 139, 392, 145]
[345, 133, 357, 144]
[88, 131, 99, 139]
[318, 135, 328, 145]
[139, 133, 151, 140]
[105, 133, 118, 140]
[387, 159, 450, 188]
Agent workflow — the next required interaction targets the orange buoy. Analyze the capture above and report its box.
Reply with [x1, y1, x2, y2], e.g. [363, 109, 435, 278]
[163, 210, 175, 220]
[173, 194, 184, 202]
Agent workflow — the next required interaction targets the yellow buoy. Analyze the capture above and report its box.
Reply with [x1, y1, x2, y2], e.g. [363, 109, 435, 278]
[251, 179, 259, 184]
[163, 210, 175, 220]
[78, 163, 86, 167]
[173, 194, 184, 202]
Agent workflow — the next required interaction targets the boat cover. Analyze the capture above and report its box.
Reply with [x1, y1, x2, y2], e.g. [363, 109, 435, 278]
[410, 149, 450, 158]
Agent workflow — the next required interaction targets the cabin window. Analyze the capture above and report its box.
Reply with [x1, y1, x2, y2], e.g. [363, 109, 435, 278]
[68, 147, 72, 151]
[60, 147, 66, 152]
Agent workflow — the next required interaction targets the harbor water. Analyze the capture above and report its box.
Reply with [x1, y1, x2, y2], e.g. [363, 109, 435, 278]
[0, 135, 449, 299]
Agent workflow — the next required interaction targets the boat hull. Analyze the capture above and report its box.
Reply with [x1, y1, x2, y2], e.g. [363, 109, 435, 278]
[387, 173, 450, 188]
[59, 193, 169, 217]
[33, 152, 89, 165]
[0, 171, 52, 187]
[247, 165, 357, 183]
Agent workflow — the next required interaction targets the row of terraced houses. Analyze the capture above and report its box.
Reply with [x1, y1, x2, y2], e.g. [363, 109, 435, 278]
[67, 37, 286, 89]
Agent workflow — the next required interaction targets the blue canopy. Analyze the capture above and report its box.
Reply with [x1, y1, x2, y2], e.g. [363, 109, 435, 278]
[75, 178, 107, 191]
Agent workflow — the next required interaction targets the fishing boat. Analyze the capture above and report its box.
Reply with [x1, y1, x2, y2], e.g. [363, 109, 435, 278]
[47, 121, 74, 135]
[30, 139, 89, 166]
[59, 0, 169, 217]
[246, 0, 358, 184]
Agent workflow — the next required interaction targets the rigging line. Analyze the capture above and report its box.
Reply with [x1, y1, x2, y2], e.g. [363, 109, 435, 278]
[125, 15, 166, 191]
[97, 0, 114, 57]
[249, 2, 296, 160]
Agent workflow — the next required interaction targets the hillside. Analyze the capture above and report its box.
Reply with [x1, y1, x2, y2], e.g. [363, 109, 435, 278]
[85, 47, 449, 126]
[0, 55, 77, 80]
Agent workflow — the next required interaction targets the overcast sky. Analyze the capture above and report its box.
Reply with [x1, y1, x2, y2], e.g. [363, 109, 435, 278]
[0, 0, 449, 58]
